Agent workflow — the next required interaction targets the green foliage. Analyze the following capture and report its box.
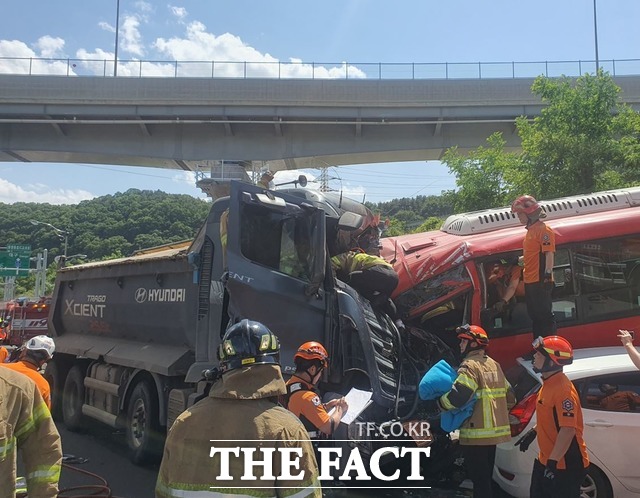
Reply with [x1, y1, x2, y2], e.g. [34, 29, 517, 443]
[443, 133, 522, 212]
[1, 189, 211, 296]
[443, 71, 640, 210]
[412, 217, 443, 233]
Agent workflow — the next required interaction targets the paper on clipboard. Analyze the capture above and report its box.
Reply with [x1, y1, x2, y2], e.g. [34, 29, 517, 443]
[327, 388, 373, 425]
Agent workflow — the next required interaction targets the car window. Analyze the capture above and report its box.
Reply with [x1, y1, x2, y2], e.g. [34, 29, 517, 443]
[581, 371, 640, 413]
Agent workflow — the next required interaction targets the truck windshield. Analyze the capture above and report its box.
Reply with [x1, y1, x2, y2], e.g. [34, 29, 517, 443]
[239, 203, 317, 281]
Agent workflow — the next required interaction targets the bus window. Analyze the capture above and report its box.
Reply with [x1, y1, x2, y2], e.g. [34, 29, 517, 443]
[574, 236, 640, 321]
[551, 248, 577, 323]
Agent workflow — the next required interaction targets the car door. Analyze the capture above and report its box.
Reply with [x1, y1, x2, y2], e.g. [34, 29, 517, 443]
[580, 371, 640, 493]
[226, 181, 328, 374]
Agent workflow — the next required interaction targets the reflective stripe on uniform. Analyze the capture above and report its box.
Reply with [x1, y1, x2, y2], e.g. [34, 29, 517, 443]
[439, 373, 478, 410]
[27, 464, 62, 484]
[14, 401, 49, 442]
[477, 387, 509, 429]
[459, 425, 511, 439]
[0, 437, 15, 459]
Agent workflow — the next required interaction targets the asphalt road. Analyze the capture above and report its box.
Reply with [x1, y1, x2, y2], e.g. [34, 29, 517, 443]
[54, 420, 509, 498]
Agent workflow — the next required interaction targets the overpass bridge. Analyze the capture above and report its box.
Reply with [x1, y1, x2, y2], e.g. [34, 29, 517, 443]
[1, 72, 640, 177]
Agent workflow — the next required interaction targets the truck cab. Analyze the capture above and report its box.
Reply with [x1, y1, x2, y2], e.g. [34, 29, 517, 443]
[48, 181, 456, 472]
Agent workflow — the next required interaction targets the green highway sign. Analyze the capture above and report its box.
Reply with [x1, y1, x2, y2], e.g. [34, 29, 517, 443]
[0, 244, 32, 277]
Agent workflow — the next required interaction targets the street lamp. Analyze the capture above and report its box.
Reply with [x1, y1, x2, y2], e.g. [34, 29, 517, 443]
[30, 220, 69, 265]
[114, 0, 121, 77]
[593, 0, 600, 71]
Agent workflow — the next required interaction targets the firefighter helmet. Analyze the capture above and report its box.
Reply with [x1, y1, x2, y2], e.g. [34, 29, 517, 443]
[456, 324, 489, 347]
[511, 195, 542, 215]
[218, 319, 280, 373]
[532, 335, 573, 370]
[294, 341, 329, 369]
[25, 335, 55, 360]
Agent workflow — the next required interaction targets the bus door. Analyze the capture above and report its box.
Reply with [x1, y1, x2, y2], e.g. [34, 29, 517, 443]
[226, 181, 328, 374]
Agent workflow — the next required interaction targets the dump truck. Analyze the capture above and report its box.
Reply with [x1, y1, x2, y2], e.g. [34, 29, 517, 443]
[46, 181, 458, 475]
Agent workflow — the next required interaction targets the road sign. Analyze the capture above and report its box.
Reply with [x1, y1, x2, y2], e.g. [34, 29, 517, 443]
[0, 244, 32, 277]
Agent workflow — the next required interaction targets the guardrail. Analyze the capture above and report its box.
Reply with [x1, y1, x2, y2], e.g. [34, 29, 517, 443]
[1, 56, 640, 79]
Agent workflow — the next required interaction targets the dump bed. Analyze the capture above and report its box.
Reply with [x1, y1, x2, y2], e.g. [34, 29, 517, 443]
[49, 245, 198, 376]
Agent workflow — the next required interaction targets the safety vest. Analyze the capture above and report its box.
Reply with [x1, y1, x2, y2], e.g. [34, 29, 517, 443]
[440, 350, 514, 445]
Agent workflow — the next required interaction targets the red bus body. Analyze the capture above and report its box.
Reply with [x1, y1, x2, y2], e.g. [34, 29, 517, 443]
[0, 297, 50, 346]
[383, 188, 640, 369]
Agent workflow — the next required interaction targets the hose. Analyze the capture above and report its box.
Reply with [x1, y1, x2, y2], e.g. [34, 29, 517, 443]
[18, 462, 128, 498]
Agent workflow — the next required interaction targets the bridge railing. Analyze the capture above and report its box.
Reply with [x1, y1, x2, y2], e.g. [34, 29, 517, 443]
[1, 56, 640, 79]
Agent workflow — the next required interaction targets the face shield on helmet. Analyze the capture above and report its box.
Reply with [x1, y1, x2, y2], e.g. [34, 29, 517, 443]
[25, 335, 55, 360]
[218, 319, 280, 373]
[294, 341, 329, 370]
[532, 335, 573, 372]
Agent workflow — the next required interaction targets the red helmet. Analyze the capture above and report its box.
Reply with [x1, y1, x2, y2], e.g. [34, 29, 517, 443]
[511, 195, 541, 215]
[533, 335, 573, 366]
[456, 324, 489, 347]
[294, 341, 329, 369]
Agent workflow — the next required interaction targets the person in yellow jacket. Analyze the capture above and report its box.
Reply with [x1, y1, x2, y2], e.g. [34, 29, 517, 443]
[0, 366, 63, 498]
[331, 227, 399, 315]
[156, 319, 321, 498]
[439, 325, 515, 498]
[1, 335, 56, 409]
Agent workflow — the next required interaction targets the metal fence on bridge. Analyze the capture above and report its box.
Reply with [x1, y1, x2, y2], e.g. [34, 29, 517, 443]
[1, 56, 640, 80]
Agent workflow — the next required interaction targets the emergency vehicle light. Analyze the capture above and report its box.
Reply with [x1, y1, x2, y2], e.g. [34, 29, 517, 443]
[441, 186, 640, 236]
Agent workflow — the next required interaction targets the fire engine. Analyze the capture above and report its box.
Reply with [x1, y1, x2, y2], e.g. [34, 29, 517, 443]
[0, 297, 50, 346]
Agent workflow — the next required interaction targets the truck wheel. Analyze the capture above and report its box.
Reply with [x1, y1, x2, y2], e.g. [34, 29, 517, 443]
[126, 381, 162, 465]
[43, 359, 69, 421]
[62, 365, 86, 431]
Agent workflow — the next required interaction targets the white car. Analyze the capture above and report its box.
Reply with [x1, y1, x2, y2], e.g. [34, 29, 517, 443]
[493, 346, 640, 498]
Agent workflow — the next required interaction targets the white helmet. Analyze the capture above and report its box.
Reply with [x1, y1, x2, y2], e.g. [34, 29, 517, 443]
[25, 335, 55, 360]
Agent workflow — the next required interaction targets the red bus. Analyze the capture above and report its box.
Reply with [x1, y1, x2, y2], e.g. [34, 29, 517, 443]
[382, 187, 640, 369]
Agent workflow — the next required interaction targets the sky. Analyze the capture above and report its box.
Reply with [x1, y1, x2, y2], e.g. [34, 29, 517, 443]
[1, 0, 639, 205]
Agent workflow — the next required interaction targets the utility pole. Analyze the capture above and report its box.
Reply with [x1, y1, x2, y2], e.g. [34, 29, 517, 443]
[318, 167, 330, 192]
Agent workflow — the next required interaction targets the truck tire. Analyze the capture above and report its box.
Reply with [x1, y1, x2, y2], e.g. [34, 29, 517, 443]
[43, 359, 69, 421]
[62, 365, 86, 431]
[126, 380, 163, 465]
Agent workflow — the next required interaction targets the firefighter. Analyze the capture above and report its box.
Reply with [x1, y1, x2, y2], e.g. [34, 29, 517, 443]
[511, 195, 557, 339]
[284, 342, 348, 438]
[0, 366, 62, 497]
[1, 334, 55, 409]
[517, 336, 589, 498]
[257, 170, 275, 189]
[156, 320, 321, 498]
[439, 325, 514, 498]
[331, 227, 399, 315]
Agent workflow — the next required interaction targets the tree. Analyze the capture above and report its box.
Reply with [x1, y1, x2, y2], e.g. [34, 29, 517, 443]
[443, 133, 522, 212]
[443, 71, 640, 209]
[517, 71, 640, 198]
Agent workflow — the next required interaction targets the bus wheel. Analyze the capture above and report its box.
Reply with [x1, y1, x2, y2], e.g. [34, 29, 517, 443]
[62, 365, 86, 431]
[126, 380, 163, 465]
